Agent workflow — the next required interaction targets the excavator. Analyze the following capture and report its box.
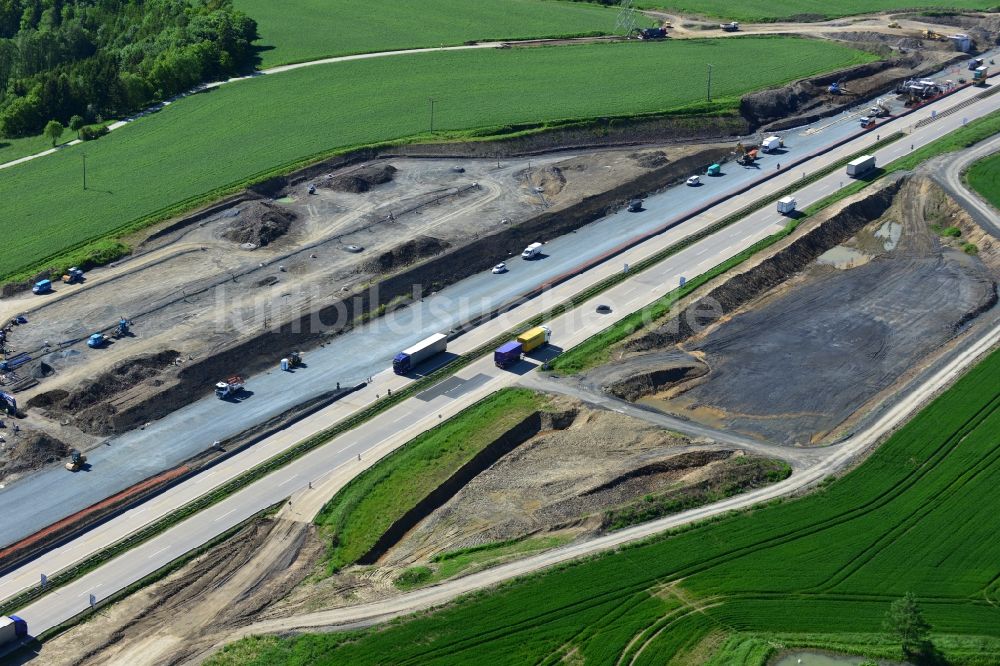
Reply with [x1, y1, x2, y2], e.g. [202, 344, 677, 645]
[65, 449, 87, 472]
[736, 142, 759, 167]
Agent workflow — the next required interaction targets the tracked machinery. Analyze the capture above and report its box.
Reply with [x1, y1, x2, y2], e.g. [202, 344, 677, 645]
[735, 142, 759, 167]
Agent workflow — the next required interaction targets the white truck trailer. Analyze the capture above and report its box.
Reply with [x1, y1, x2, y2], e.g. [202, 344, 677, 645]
[846, 155, 876, 177]
[393, 332, 448, 375]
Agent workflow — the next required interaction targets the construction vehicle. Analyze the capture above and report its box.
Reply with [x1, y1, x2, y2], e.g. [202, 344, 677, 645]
[65, 449, 87, 472]
[0, 391, 16, 415]
[973, 66, 989, 85]
[281, 351, 304, 371]
[887, 21, 900, 28]
[720, 21, 739, 31]
[636, 27, 667, 39]
[61, 267, 84, 284]
[736, 143, 758, 167]
[828, 80, 846, 95]
[869, 99, 890, 117]
[393, 333, 448, 375]
[215, 375, 245, 399]
[114, 317, 131, 338]
[0, 615, 27, 647]
[860, 116, 876, 129]
[968, 57, 984, 71]
[627, 199, 643, 212]
[87, 333, 110, 349]
[921, 29, 945, 41]
[32, 279, 52, 295]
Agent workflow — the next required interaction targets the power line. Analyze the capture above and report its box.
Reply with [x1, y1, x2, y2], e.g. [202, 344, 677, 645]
[615, 0, 638, 36]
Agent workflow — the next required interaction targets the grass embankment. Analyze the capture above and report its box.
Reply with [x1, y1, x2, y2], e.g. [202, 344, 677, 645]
[966, 151, 1000, 210]
[207, 349, 1000, 666]
[315, 388, 548, 572]
[631, 0, 996, 22]
[551, 108, 1000, 375]
[237, 0, 625, 68]
[0, 37, 875, 283]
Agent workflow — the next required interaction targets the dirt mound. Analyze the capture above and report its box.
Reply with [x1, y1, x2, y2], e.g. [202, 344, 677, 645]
[222, 201, 294, 246]
[521, 165, 566, 197]
[903, 12, 1000, 46]
[323, 164, 397, 193]
[360, 236, 449, 274]
[0, 428, 71, 479]
[27, 350, 179, 435]
[632, 150, 669, 169]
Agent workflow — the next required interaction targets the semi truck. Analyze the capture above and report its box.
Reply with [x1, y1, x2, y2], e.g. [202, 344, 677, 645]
[846, 154, 876, 177]
[0, 615, 27, 647]
[393, 333, 448, 375]
[494, 326, 551, 370]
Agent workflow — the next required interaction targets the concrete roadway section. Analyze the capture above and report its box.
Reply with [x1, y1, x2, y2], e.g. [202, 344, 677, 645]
[0, 61, 989, 549]
[7, 87, 1000, 637]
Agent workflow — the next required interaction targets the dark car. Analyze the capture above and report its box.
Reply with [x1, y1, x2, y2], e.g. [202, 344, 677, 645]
[596, 304, 612, 314]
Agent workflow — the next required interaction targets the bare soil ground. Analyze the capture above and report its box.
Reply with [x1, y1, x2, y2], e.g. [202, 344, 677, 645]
[0, 144, 715, 478]
[588, 176, 998, 446]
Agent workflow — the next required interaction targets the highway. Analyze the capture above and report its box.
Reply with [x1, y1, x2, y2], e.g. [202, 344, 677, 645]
[5, 80, 999, 639]
[1, 50, 991, 548]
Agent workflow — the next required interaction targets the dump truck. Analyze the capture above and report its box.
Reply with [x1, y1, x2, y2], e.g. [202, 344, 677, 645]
[973, 66, 988, 84]
[516, 326, 551, 353]
[761, 136, 782, 153]
[393, 333, 448, 375]
[215, 376, 245, 399]
[0, 615, 27, 647]
[637, 27, 667, 39]
[859, 116, 876, 129]
[61, 267, 84, 284]
[967, 57, 984, 71]
[65, 449, 87, 472]
[846, 154, 876, 177]
[494, 341, 523, 369]
[32, 279, 52, 295]
[720, 21, 739, 31]
[777, 197, 797, 214]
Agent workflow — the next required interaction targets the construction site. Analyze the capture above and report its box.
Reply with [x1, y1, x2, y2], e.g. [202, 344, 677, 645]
[0, 6, 999, 665]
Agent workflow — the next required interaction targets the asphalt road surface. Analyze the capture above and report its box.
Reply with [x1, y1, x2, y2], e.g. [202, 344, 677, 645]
[4, 83, 998, 640]
[0, 53, 991, 549]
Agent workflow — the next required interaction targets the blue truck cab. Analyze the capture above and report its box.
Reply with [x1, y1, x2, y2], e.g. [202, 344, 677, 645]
[32, 279, 52, 295]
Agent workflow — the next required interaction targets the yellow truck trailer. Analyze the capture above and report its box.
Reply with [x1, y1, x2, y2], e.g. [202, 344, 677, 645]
[516, 326, 551, 353]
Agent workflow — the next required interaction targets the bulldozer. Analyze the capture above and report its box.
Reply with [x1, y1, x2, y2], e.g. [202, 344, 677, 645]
[65, 449, 87, 472]
[921, 29, 945, 41]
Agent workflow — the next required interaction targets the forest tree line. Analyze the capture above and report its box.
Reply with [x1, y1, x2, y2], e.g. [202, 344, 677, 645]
[0, 0, 258, 137]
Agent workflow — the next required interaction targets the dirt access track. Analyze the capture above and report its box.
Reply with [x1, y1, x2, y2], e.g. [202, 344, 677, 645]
[585, 175, 999, 446]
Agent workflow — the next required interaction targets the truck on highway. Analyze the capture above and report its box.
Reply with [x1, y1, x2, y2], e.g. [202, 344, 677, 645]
[521, 242, 543, 259]
[0, 615, 27, 647]
[846, 154, 876, 177]
[393, 332, 448, 375]
[777, 196, 797, 215]
[494, 326, 551, 370]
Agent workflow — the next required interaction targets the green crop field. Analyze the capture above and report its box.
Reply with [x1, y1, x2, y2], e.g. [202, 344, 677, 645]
[315, 388, 546, 572]
[0, 37, 874, 283]
[633, 0, 996, 22]
[966, 151, 1000, 210]
[207, 350, 1000, 666]
[236, 0, 624, 68]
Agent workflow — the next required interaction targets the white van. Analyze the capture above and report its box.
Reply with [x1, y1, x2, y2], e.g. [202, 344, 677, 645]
[521, 242, 543, 259]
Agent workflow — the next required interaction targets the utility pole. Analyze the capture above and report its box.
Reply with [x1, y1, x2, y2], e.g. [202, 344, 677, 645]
[82, 152, 87, 190]
[428, 98, 436, 133]
[706, 64, 713, 103]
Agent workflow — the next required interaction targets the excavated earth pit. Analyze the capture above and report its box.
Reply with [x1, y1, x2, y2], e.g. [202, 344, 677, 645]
[585, 175, 998, 446]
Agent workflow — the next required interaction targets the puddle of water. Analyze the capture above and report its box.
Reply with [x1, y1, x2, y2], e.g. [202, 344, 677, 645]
[817, 245, 871, 270]
[875, 220, 902, 251]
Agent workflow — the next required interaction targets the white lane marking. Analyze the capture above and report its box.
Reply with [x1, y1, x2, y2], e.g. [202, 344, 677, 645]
[147, 546, 171, 559]
[278, 475, 299, 487]
[214, 507, 238, 522]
